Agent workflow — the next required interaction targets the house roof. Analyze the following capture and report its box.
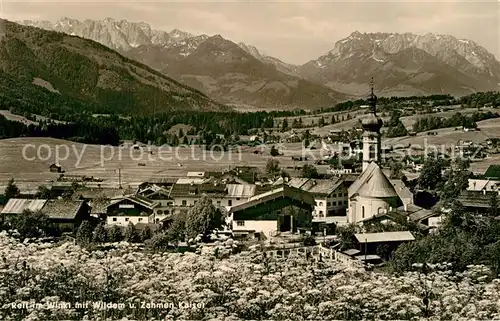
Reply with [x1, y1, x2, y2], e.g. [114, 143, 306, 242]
[226, 184, 255, 198]
[484, 165, 500, 180]
[457, 190, 498, 208]
[287, 178, 343, 196]
[355, 164, 399, 198]
[397, 204, 435, 222]
[354, 231, 415, 243]
[343, 249, 361, 256]
[41, 200, 86, 220]
[468, 179, 500, 191]
[176, 178, 207, 185]
[169, 182, 228, 198]
[228, 185, 315, 214]
[391, 179, 413, 201]
[1, 199, 47, 214]
[109, 195, 159, 209]
[72, 187, 126, 201]
[187, 172, 206, 178]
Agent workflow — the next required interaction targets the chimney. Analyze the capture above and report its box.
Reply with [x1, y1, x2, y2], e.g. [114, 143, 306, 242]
[483, 189, 486, 195]
[404, 203, 408, 211]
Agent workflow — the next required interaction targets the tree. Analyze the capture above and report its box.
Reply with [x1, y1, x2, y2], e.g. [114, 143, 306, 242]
[166, 213, 187, 243]
[281, 118, 288, 132]
[92, 222, 107, 243]
[337, 224, 357, 251]
[124, 222, 139, 243]
[490, 192, 498, 217]
[270, 145, 280, 157]
[140, 225, 153, 242]
[185, 196, 223, 240]
[388, 159, 404, 179]
[301, 164, 319, 179]
[108, 225, 123, 242]
[36, 185, 51, 199]
[11, 210, 57, 240]
[418, 158, 445, 190]
[331, 114, 336, 124]
[76, 221, 94, 246]
[265, 158, 281, 179]
[5, 178, 20, 199]
[318, 116, 325, 127]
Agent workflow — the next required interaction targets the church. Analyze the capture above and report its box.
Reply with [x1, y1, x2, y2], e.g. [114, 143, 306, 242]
[347, 82, 402, 224]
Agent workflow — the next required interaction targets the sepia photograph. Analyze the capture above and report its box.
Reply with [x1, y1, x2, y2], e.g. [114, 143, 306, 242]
[0, 0, 500, 319]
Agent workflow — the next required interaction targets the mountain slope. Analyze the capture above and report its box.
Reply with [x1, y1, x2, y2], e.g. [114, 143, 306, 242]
[159, 35, 345, 109]
[0, 20, 223, 118]
[300, 31, 500, 96]
[20, 17, 341, 109]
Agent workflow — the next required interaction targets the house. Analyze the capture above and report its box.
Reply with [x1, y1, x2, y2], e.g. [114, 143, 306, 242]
[169, 181, 255, 209]
[457, 190, 499, 214]
[187, 172, 206, 178]
[49, 164, 62, 173]
[228, 185, 315, 239]
[1, 199, 48, 223]
[41, 200, 90, 232]
[354, 231, 415, 260]
[0, 198, 90, 232]
[287, 177, 348, 224]
[106, 195, 159, 226]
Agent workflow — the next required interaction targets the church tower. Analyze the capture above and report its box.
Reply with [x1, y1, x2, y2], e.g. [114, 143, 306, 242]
[361, 78, 383, 172]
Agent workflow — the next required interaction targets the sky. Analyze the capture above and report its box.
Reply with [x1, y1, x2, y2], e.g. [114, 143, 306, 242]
[2, 0, 500, 64]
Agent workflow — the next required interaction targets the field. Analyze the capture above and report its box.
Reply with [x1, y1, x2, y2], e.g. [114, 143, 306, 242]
[0, 138, 330, 192]
[0, 233, 499, 320]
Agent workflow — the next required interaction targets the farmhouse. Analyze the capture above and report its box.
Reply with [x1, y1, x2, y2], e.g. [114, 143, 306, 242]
[456, 190, 499, 215]
[106, 195, 159, 226]
[287, 177, 348, 224]
[41, 200, 90, 232]
[49, 163, 62, 173]
[228, 185, 315, 239]
[1, 198, 90, 231]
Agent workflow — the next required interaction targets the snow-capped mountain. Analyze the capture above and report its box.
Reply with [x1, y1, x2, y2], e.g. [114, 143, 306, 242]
[19, 17, 196, 51]
[299, 31, 500, 96]
[237, 43, 301, 77]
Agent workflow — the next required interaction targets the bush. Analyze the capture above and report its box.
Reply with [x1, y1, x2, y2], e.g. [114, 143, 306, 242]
[302, 234, 317, 246]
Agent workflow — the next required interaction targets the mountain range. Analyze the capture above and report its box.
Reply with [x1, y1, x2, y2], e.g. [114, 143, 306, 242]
[16, 17, 500, 110]
[0, 19, 224, 118]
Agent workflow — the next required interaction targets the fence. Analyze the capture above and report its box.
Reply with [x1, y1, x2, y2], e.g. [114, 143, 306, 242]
[264, 244, 364, 268]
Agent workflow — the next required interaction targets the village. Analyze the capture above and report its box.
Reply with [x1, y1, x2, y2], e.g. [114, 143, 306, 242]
[2, 86, 499, 268]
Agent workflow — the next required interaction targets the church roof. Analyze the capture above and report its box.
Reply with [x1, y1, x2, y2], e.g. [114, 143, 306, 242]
[349, 163, 398, 199]
[358, 165, 399, 198]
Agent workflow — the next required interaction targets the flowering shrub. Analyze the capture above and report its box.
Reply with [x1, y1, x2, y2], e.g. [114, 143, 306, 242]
[0, 231, 500, 320]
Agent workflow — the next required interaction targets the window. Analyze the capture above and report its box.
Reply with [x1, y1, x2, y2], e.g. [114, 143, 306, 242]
[362, 206, 365, 219]
[236, 198, 240, 201]
[236, 221, 245, 226]
[377, 207, 383, 214]
[157, 210, 163, 214]
[182, 200, 187, 206]
[138, 218, 143, 222]
[112, 218, 117, 222]
[228, 200, 232, 206]
[332, 201, 337, 206]
[125, 217, 129, 222]
[344, 192, 348, 197]
[327, 202, 331, 206]
[319, 202, 323, 206]
[319, 211, 323, 215]
[217, 201, 221, 206]
[369, 145, 376, 160]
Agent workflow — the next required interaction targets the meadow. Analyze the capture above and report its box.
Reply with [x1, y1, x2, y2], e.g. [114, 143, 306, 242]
[0, 232, 499, 320]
